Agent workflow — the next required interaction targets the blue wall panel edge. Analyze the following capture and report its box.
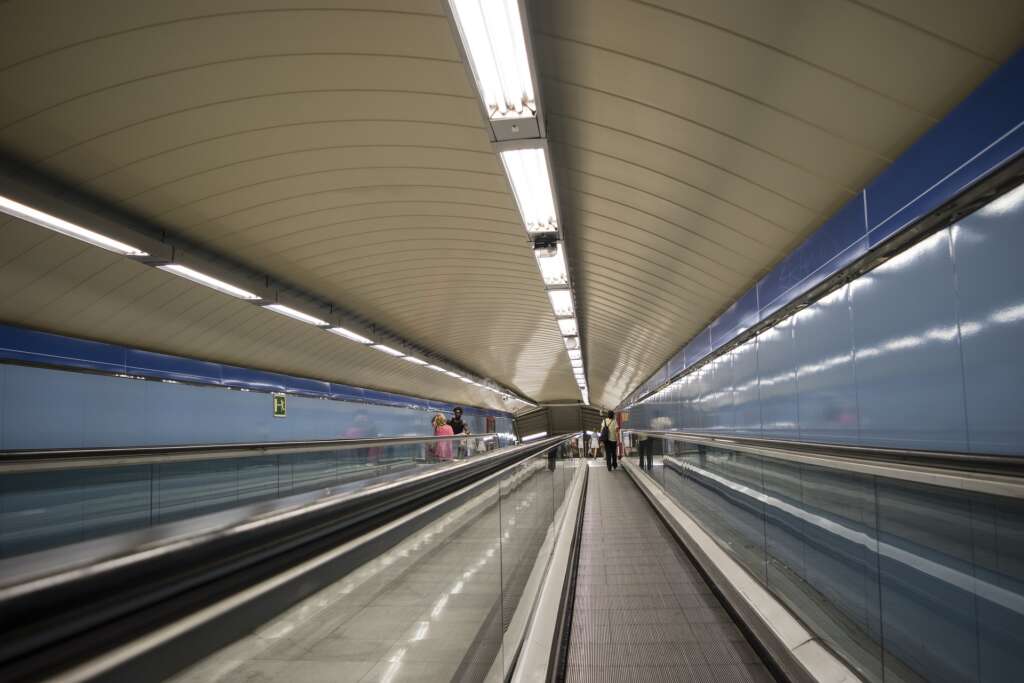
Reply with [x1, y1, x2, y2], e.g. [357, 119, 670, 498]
[0, 324, 513, 419]
[621, 47, 1024, 409]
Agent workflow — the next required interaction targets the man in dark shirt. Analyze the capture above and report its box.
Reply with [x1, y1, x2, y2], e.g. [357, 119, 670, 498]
[450, 407, 469, 458]
[450, 407, 468, 435]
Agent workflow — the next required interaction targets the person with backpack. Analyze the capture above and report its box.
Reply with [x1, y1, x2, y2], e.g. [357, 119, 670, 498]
[599, 410, 619, 471]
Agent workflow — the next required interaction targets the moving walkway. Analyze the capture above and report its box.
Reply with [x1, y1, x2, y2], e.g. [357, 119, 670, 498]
[4, 430, 1019, 682]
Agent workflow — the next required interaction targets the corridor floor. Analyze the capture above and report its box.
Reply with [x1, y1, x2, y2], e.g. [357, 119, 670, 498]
[566, 462, 775, 682]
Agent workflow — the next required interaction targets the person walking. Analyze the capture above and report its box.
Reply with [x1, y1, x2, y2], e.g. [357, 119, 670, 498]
[637, 431, 652, 471]
[599, 410, 619, 471]
[449, 406, 470, 458]
[432, 413, 454, 461]
[582, 430, 592, 458]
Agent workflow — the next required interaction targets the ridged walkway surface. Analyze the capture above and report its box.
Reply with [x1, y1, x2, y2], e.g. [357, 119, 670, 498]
[567, 463, 775, 682]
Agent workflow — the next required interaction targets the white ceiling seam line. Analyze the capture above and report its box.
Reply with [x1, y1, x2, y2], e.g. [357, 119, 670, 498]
[446, 0, 589, 405]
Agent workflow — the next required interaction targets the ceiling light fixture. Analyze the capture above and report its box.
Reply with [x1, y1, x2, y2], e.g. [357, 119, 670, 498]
[402, 356, 429, 365]
[328, 326, 373, 344]
[558, 318, 578, 336]
[263, 303, 329, 326]
[534, 243, 569, 288]
[1, 194, 148, 256]
[568, 349, 581, 360]
[500, 147, 557, 235]
[371, 344, 405, 357]
[158, 264, 260, 300]
[547, 288, 574, 317]
[448, 0, 535, 120]
[427, 364, 448, 373]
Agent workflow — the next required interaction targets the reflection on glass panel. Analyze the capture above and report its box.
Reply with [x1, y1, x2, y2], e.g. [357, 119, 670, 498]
[0, 434, 516, 559]
[497, 441, 578, 676]
[162, 440, 580, 683]
[643, 437, 1024, 683]
[168, 465, 508, 683]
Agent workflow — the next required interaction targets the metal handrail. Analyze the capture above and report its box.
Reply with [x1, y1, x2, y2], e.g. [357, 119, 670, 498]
[0, 434, 574, 682]
[0, 432, 511, 472]
[623, 429, 1024, 498]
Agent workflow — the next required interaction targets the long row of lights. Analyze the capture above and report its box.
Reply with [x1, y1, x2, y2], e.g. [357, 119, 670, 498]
[0, 193, 534, 407]
[448, 0, 588, 405]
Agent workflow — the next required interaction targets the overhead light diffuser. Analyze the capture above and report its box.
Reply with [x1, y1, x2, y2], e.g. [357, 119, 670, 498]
[371, 344, 405, 357]
[571, 360, 583, 370]
[158, 264, 259, 300]
[446, 371, 462, 379]
[460, 377, 474, 383]
[448, 0, 535, 120]
[558, 318, 578, 336]
[500, 148, 557, 234]
[534, 242, 568, 285]
[563, 336, 580, 350]
[427, 364, 448, 373]
[402, 356, 429, 365]
[263, 304, 329, 326]
[1, 194, 148, 256]
[328, 326, 373, 344]
[568, 349, 582, 360]
[547, 288, 574, 317]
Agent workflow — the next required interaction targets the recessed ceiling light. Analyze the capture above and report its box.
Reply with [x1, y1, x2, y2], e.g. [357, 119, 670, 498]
[1, 194, 148, 256]
[158, 264, 260, 300]
[263, 304, 329, 326]
[371, 344, 405, 357]
[328, 326, 373, 344]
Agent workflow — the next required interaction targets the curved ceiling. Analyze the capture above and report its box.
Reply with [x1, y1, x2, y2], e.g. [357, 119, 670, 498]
[0, 0, 577, 408]
[533, 0, 1024, 407]
[0, 0, 1022, 410]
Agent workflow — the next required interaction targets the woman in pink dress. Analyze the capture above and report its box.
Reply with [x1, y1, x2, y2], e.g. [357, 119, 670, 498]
[432, 413, 454, 461]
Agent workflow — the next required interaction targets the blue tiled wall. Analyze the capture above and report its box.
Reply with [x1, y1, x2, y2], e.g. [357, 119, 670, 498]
[622, 48, 1024, 408]
[625, 183, 1024, 455]
[0, 363, 514, 450]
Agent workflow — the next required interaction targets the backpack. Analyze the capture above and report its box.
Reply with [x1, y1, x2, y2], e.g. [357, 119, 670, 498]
[599, 419, 610, 443]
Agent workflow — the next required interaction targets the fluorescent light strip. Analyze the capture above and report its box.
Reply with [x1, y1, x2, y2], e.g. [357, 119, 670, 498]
[328, 326, 373, 344]
[263, 304, 329, 326]
[446, 371, 462, 379]
[547, 288, 574, 317]
[158, 264, 260, 300]
[499, 148, 557, 234]
[371, 344, 405, 357]
[449, 0, 535, 119]
[1, 196, 532, 407]
[564, 336, 580, 350]
[1, 194, 148, 256]
[558, 318, 578, 336]
[568, 349, 582, 360]
[522, 431, 547, 442]
[535, 243, 568, 286]
[460, 377, 474, 384]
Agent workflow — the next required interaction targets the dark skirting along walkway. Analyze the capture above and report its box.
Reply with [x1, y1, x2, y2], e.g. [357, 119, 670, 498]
[566, 463, 776, 682]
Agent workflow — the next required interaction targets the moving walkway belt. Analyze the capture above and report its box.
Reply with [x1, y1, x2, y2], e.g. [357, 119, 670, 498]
[0, 436, 568, 683]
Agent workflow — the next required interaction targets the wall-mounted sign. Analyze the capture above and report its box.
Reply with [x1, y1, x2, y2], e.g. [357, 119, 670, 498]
[273, 393, 287, 418]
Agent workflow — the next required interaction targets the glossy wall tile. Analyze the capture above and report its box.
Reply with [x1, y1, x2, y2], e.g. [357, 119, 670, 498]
[625, 182, 1024, 456]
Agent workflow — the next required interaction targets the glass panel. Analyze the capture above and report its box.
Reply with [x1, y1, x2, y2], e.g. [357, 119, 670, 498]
[645, 438, 1024, 683]
[0, 434, 515, 559]
[168, 467, 507, 683]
